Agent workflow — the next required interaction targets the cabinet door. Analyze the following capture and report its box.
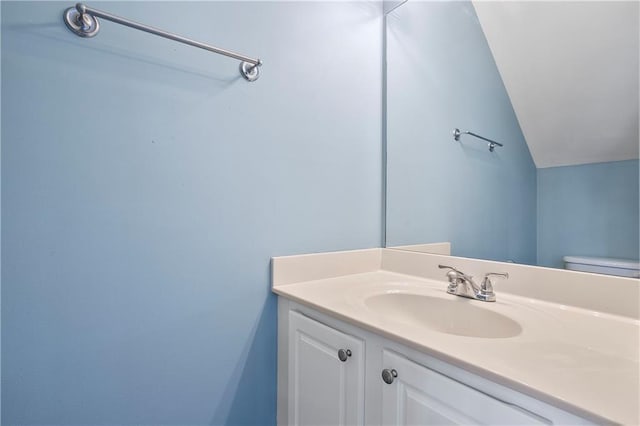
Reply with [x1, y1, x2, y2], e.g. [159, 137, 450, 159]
[289, 311, 365, 426]
[381, 350, 547, 425]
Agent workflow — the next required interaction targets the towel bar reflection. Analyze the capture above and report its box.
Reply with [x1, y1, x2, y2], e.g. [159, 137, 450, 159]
[453, 128, 504, 152]
[63, 3, 262, 82]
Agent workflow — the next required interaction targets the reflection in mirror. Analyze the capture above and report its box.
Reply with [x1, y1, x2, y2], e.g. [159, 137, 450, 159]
[384, 1, 639, 277]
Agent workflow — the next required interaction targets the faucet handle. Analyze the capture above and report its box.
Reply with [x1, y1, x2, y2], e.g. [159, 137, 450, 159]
[439, 264, 463, 291]
[438, 264, 469, 277]
[481, 272, 508, 291]
[438, 264, 459, 272]
[483, 272, 509, 281]
[438, 264, 474, 279]
[478, 272, 508, 302]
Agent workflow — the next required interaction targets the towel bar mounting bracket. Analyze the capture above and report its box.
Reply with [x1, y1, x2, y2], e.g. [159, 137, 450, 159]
[64, 5, 100, 38]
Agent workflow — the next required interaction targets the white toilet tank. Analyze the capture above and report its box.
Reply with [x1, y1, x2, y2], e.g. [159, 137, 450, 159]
[563, 256, 640, 278]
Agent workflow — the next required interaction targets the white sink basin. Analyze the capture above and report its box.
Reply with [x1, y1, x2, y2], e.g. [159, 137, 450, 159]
[364, 292, 522, 338]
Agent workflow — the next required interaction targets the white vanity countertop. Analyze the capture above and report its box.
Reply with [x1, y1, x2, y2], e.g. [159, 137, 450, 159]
[273, 270, 640, 425]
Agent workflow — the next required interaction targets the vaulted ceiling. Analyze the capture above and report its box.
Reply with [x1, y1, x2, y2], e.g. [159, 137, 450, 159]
[473, 1, 639, 168]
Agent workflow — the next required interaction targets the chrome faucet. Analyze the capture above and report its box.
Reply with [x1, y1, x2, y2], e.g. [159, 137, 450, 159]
[438, 265, 508, 302]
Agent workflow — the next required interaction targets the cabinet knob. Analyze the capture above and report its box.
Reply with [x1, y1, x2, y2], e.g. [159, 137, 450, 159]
[381, 368, 398, 384]
[337, 348, 352, 362]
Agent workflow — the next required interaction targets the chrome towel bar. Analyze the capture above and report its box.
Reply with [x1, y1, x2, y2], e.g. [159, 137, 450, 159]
[453, 128, 504, 152]
[63, 3, 262, 82]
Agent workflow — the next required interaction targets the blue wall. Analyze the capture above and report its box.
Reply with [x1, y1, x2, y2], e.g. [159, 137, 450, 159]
[1, 2, 382, 424]
[385, 1, 538, 264]
[537, 160, 640, 268]
[0, 1, 3, 415]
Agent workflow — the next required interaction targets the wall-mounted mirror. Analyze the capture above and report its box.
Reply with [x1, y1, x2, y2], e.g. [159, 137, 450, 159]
[384, 1, 639, 276]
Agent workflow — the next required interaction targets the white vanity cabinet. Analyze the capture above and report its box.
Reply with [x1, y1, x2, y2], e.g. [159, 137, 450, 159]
[279, 301, 592, 426]
[381, 350, 545, 425]
[287, 311, 365, 426]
